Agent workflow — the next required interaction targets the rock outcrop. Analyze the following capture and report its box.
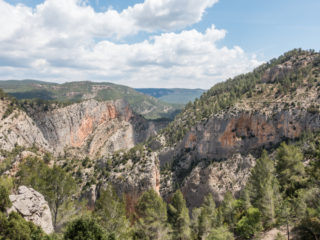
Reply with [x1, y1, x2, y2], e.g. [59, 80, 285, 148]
[159, 108, 320, 207]
[8, 186, 54, 234]
[0, 99, 167, 158]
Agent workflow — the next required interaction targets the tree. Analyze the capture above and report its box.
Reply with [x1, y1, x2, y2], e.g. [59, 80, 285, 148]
[218, 192, 240, 232]
[167, 190, 191, 240]
[247, 150, 278, 228]
[236, 207, 263, 239]
[17, 158, 77, 229]
[134, 189, 170, 240]
[206, 226, 234, 240]
[276, 143, 305, 196]
[0, 185, 11, 212]
[94, 185, 132, 239]
[198, 194, 218, 240]
[0, 212, 49, 240]
[64, 217, 107, 240]
[45, 165, 77, 229]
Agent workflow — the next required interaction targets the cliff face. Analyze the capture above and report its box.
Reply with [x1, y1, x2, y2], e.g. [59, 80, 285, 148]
[0, 100, 51, 152]
[0, 99, 166, 158]
[167, 109, 320, 207]
[153, 50, 320, 207]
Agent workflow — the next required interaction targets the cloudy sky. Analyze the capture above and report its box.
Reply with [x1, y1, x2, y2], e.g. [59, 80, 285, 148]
[0, 0, 319, 88]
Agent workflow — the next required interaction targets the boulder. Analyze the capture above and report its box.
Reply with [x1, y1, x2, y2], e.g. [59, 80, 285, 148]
[8, 186, 54, 234]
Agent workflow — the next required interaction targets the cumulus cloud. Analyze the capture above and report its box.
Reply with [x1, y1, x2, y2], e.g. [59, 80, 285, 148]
[0, 0, 262, 88]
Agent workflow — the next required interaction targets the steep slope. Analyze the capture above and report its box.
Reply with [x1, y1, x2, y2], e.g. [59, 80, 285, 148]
[157, 49, 320, 206]
[0, 93, 168, 159]
[100, 49, 320, 207]
[0, 80, 181, 119]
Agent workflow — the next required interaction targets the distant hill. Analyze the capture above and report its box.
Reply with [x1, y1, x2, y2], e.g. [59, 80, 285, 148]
[0, 80, 182, 119]
[135, 88, 205, 104]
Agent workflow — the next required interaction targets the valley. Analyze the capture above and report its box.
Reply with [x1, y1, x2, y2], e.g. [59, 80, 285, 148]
[0, 49, 320, 239]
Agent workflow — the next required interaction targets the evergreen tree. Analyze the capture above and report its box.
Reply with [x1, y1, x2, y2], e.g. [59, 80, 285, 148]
[198, 194, 218, 240]
[206, 226, 234, 240]
[236, 207, 263, 239]
[247, 150, 278, 228]
[0, 185, 11, 212]
[276, 143, 305, 196]
[134, 190, 170, 240]
[167, 190, 191, 240]
[218, 192, 239, 232]
[94, 186, 132, 239]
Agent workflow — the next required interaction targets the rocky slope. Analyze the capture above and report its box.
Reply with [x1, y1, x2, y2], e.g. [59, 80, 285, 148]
[8, 186, 54, 234]
[0, 98, 167, 159]
[102, 49, 320, 207]
[1, 49, 320, 212]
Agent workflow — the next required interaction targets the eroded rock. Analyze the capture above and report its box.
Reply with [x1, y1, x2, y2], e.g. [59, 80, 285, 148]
[8, 186, 54, 234]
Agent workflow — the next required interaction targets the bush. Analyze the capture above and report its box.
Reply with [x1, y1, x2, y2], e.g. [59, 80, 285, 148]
[0, 212, 48, 240]
[0, 185, 11, 212]
[64, 218, 108, 240]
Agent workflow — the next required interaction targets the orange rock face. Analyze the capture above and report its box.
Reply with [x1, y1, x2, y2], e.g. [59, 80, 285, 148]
[71, 116, 94, 147]
[71, 103, 120, 148]
[219, 114, 276, 147]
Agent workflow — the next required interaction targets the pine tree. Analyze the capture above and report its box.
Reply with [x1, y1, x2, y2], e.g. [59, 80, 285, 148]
[248, 150, 278, 228]
[198, 194, 218, 240]
[134, 190, 170, 240]
[276, 143, 305, 196]
[218, 192, 239, 232]
[167, 190, 191, 240]
[94, 185, 132, 239]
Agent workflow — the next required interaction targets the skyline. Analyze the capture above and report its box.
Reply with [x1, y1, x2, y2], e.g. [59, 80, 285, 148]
[0, 0, 319, 89]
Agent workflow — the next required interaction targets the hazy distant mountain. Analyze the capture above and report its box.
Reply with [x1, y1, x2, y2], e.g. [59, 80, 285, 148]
[135, 88, 205, 104]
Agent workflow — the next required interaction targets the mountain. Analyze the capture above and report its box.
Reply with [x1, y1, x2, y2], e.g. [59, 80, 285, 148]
[1, 49, 320, 239]
[99, 49, 320, 206]
[0, 80, 182, 119]
[135, 88, 206, 104]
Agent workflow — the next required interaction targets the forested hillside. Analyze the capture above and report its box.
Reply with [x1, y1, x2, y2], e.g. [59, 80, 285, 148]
[0, 49, 320, 240]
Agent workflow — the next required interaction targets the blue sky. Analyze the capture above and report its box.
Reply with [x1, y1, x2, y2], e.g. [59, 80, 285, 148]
[0, 0, 319, 88]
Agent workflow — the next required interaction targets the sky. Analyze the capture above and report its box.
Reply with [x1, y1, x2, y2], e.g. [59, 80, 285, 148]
[0, 0, 319, 89]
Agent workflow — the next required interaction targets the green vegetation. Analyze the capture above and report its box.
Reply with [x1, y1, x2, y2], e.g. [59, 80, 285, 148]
[0, 80, 182, 119]
[163, 49, 320, 145]
[0, 181, 50, 240]
[17, 157, 77, 229]
[94, 186, 131, 239]
[64, 218, 108, 240]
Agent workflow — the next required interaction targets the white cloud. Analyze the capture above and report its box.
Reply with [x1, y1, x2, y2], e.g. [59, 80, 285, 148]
[0, 0, 262, 89]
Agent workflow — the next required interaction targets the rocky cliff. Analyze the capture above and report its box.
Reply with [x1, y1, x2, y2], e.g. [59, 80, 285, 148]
[8, 186, 54, 234]
[152, 50, 320, 207]
[0, 99, 167, 158]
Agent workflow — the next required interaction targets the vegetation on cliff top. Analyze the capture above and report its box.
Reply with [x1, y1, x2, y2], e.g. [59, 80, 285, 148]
[163, 49, 320, 145]
[0, 81, 182, 119]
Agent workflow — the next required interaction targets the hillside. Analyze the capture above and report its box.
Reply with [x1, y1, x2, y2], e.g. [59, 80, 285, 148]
[1, 49, 320, 240]
[135, 88, 205, 104]
[0, 80, 182, 119]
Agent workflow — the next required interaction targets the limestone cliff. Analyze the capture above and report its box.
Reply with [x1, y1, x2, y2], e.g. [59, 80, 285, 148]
[8, 186, 54, 234]
[0, 99, 167, 158]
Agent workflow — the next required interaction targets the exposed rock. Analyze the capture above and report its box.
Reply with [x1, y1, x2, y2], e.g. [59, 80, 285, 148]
[181, 154, 256, 207]
[0, 99, 167, 158]
[0, 101, 51, 152]
[8, 186, 54, 234]
[158, 108, 320, 207]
